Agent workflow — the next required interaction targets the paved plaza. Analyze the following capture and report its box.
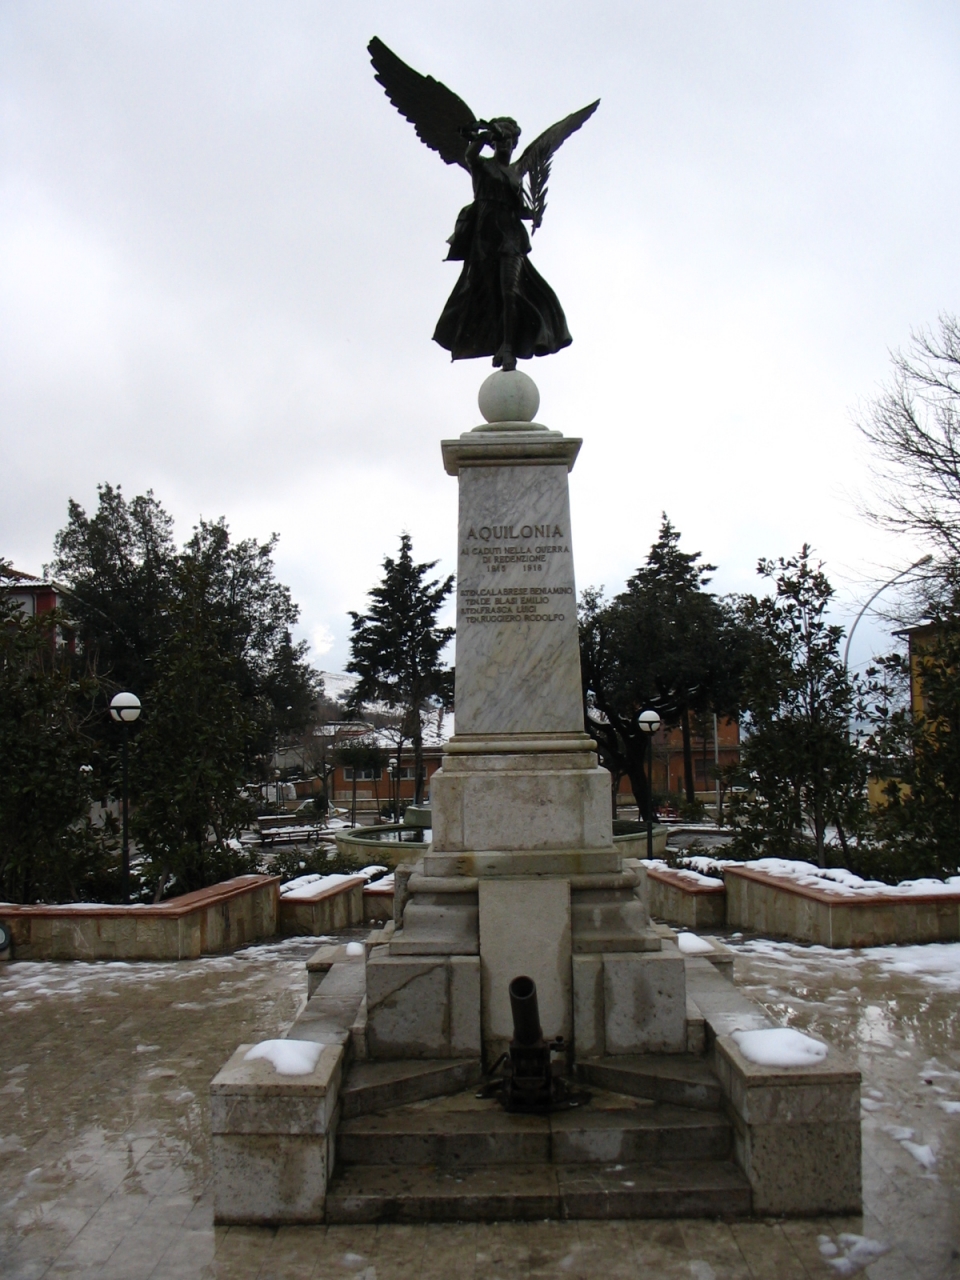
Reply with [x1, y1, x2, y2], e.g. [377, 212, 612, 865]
[1, 932, 959, 1279]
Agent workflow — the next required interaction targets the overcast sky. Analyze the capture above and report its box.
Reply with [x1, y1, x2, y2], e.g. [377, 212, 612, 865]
[3, 1, 957, 675]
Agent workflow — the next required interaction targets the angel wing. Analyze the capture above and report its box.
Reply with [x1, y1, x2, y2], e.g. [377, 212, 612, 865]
[515, 100, 600, 232]
[368, 37, 477, 171]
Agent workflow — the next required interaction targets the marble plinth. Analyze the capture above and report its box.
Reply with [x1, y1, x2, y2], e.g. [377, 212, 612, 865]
[442, 438, 582, 738]
[430, 742, 612, 856]
[478, 878, 572, 1061]
[389, 394, 674, 1047]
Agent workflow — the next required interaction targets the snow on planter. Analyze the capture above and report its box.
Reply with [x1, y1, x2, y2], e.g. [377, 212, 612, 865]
[243, 1039, 323, 1075]
[676, 932, 715, 955]
[745, 858, 960, 898]
[732, 1027, 828, 1067]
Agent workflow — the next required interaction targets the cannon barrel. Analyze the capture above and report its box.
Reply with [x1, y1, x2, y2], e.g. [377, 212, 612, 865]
[508, 975, 543, 1046]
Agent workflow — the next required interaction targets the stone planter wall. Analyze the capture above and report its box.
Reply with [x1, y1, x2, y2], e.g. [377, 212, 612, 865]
[0, 875, 280, 961]
[639, 865, 727, 931]
[724, 866, 960, 948]
[278, 877, 366, 936]
[363, 884, 394, 924]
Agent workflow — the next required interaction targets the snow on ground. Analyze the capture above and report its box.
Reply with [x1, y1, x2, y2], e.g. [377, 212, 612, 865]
[0, 936, 337, 1012]
[737, 937, 960, 990]
[818, 1233, 892, 1277]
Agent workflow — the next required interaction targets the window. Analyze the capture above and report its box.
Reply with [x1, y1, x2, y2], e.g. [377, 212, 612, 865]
[343, 767, 383, 781]
[399, 766, 416, 780]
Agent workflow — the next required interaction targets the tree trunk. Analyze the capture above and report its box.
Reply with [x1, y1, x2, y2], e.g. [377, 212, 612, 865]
[413, 720, 425, 805]
[351, 773, 357, 827]
[153, 867, 169, 903]
[681, 708, 696, 803]
[624, 739, 649, 823]
[814, 781, 826, 868]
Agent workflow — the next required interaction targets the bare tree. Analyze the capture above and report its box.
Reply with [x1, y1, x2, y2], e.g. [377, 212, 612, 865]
[860, 316, 960, 558]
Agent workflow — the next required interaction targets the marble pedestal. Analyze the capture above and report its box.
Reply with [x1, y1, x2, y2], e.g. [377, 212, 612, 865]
[375, 374, 671, 1063]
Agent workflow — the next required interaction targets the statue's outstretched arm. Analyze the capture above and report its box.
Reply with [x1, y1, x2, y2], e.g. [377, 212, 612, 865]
[368, 37, 478, 171]
[515, 100, 600, 231]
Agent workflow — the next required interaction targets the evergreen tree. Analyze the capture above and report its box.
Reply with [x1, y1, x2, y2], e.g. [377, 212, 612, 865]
[0, 566, 113, 902]
[579, 517, 746, 815]
[48, 486, 320, 898]
[866, 607, 960, 880]
[51, 484, 177, 698]
[131, 553, 260, 899]
[730, 547, 868, 866]
[347, 534, 454, 804]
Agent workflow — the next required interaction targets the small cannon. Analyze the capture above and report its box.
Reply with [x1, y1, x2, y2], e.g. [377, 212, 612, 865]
[483, 975, 589, 1113]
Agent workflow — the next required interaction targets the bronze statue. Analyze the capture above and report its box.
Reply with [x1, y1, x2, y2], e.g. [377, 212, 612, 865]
[369, 38, 599, 371]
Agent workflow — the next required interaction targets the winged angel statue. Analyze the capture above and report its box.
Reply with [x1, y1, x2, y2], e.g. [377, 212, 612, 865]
[369, 38, 598, 372]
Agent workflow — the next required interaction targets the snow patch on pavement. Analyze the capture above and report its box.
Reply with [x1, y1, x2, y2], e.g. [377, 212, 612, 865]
[819, 1233, 891, 1276]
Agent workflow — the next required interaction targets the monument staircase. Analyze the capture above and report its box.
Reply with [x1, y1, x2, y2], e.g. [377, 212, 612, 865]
[325, 1049, 751, 1223]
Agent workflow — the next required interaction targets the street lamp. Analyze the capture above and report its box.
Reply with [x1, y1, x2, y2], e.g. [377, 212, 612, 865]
[843, 555, 934, 670]
[638, 709, 661, 860]
[110, 692, 141, 904]
[387, 761, 398, 822]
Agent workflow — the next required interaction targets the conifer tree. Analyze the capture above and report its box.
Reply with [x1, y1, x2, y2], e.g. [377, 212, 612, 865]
[580, 517, 746, 813]
[347, 534, 454, 804]
[730, 547, 868, 866]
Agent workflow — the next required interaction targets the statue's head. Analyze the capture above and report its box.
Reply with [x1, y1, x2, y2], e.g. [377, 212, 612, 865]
[488, 117, 521, 155]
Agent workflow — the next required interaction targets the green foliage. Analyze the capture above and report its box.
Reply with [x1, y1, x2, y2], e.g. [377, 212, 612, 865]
[178, 518, 321, 748]
[334, 740, 389, 773]
[863, 616, 960, 879]
[51, 485, 177, 698]
[6, 482, 322, 904]
[268, 844, 371, 882]
[347, 534, 454, 803]
[53, 487, 322, 747]
[0, 569, 116, 902]
[130, 556, 261, 898]
[579, 516, 748, 815]
[729, 547, 869, 866]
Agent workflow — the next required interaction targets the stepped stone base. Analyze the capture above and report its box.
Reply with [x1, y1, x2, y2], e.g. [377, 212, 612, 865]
[326, 1158, 751, 1223]
[210, 934, 863, 1225]
[327, 1080, 750, 1223]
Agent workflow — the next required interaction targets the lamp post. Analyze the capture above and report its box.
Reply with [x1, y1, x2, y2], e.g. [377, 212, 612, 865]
[843, 555, 934, 670]
[388, 761, 398, 822]
[638, 709, 661, 860]
[110, 692, 141, 904]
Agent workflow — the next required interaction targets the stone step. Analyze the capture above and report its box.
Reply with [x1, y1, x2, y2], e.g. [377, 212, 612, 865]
[341, 1059, 483, 1119]
[577, 1055, 723, 1112]
[337, 1102, 731, 1167]
[325, 1159, 751, 1223]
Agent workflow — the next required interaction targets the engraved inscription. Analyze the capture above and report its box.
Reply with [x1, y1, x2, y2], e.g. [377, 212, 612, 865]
[460, 514, 575, 624]
[459, 586, 573, 625]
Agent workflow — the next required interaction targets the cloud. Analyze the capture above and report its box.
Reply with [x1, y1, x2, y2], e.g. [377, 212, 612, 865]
[2, 1, 956, 667]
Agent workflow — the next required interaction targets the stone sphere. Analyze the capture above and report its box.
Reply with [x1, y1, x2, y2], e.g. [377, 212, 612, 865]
[478, 369, 540, 424]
